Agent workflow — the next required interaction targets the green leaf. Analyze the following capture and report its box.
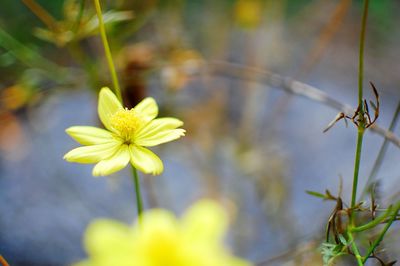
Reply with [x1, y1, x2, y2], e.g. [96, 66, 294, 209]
[306, 190, 326, 199]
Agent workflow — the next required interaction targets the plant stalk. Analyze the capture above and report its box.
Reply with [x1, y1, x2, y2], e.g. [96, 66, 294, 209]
[132, 166, 143, 217]
[350, 205, 392, 233]
[93, 0, 122, 101]
[350, 0, 369, 211]
[357, 0, 369, 106]
[351, 129, 364, 210]
[362, 201, 400, 263]
[347, 231, 364, 266]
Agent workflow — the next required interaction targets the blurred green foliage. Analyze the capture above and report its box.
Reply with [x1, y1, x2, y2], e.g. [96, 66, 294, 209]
[0, 0, 63, 42]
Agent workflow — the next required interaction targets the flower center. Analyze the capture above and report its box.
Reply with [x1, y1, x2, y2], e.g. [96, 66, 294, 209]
[110, 108, 143, 142]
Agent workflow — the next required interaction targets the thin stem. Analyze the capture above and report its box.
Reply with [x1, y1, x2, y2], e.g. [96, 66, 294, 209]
[93, 0, 122, 102]
[205, 60, 400, 148]
[351, 130, 364, 210]
[131, 166, 143, 217]
[350, 0, 369, 211]
[357, 0, 369, 107]
[350, 205, 392, 233]
[362, 201, 400, 263]
[347, 231, 364, 266]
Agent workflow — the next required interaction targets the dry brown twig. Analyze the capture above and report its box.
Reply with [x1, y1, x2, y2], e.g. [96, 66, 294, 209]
[201, 60, 400, 148]
[323, 82, 380, 132]
[0, 255, 9, 266]
[296, 0, 351, 78]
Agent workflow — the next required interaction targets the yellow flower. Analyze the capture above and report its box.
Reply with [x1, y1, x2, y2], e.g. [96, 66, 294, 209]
[74, 200, 252, 266]
[234, 0, 263, 28]
[64, 87, 185, 176]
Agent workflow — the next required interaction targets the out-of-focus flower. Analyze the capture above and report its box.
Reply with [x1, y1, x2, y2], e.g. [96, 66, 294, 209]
[74, 200, 252, 266]
[0, 85, 30, 111]
[64, 87, 185, 176]
[234, 0, 263, 28]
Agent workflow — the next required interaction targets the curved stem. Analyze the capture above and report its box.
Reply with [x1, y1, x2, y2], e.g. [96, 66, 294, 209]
[131, 166, 143, 217]
[362, 201, 400, 263]
[350, 205, 392, 233]
[93, 0, 122, 102]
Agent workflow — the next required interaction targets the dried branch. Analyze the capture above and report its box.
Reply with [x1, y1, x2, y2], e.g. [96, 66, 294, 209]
[0, 255, 9, 266]
[202, 60, 400, 148]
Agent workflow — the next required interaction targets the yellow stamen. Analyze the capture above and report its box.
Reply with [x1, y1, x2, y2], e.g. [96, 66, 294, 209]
[110, 108, 143, 141]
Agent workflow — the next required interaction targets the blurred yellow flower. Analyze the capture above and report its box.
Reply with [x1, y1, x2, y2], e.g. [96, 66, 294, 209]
[64, 87, 185, 176]
[74, 200, 252, 266]
[234, 0, 263, 28]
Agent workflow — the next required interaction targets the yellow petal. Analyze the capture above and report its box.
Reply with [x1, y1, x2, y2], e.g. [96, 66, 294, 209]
[131, 210, 181, 265]
[92, 145, 130, 176]
[228, 258, 254, 266]
[129, 145, 163, 175]
[98, 87, 123, 131]
[136, 129, 185, 147]
[135, 117, 183, 138]
[181, 200, 228, 244]
[135, 118, 185, 147]
[63, 142, 121, 164]
[66, 126, 114, 145]
[85, 219, 131, 252]
[75, 202, 254, 266]
[135, 209, 179, 237]
[132, 97, 158, 121]
[84, 219, 134, 266]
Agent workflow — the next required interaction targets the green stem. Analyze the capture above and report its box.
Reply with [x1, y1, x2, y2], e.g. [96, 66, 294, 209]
[347, 231, 364, 266]
[131, 166, 143, 217]
[362, 201, 400, 263]
[93, 0, 122, 102]
[351, 129, 364, 210]
[357, 0, 369, 106]
[350, 205, 393, 233]
[350, 0, 369, 212]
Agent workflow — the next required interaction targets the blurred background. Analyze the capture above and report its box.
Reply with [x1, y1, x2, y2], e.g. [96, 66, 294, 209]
[1, 0, 400, 265]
